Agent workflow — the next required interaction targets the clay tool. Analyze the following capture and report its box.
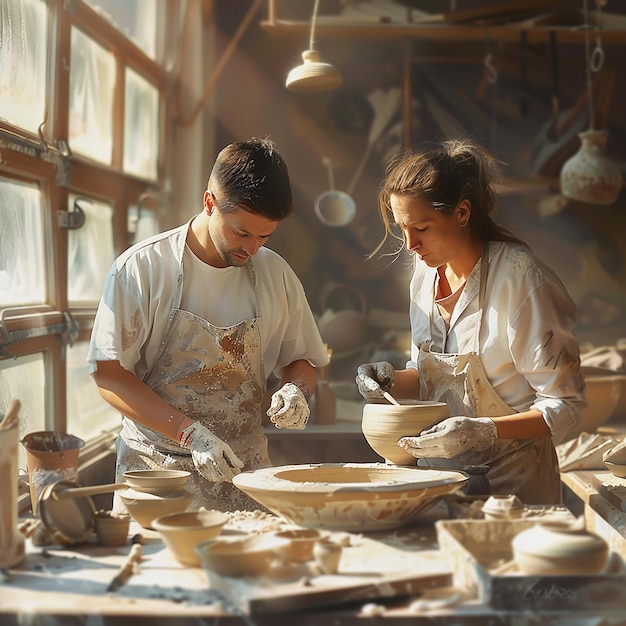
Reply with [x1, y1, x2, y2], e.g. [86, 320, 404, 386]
[383, 391, 401, 406]
[107, 534, 144, 592]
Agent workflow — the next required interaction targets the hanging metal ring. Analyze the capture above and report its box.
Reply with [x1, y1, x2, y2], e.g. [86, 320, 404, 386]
[590, 32, 604, 72]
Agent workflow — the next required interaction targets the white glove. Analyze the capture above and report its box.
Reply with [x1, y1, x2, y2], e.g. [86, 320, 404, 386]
[355, 361, 394, 402]
[398, 416, 498, 459]
[178, 422, 244, 482]
[267, 382, 310, 429]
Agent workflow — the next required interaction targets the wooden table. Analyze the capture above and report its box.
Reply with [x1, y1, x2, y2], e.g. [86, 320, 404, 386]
[3, 500, 626, 624]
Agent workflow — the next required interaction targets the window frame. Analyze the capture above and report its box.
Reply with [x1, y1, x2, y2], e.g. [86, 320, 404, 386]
[0, 0, 172, 439]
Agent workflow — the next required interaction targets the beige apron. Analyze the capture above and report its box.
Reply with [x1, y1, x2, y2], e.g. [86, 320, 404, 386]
[115, 260, 269, 512]
[417, 245, 561, 505]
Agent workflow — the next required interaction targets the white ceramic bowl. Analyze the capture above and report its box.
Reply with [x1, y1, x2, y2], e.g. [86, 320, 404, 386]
[119, 488, 193, 529]
[195, 533, 290, 577]
[152, 510, 228, 567]
[232, 462, 468, 532]
[362, 400, 450, 465]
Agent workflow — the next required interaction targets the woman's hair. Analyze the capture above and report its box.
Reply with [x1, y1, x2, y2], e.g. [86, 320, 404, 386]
[207, 137, 293, 221]
[374, 139, 527, 255]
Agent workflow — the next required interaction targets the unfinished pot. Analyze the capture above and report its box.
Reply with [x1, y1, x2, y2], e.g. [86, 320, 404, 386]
[512, 519, 609, 576]
[362, 400, 450, 465]
[232, 462, 468, 532]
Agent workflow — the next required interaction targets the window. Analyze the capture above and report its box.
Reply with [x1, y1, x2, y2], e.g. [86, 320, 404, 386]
[0, 0, 171, 449]
[0, 177, 46, 306]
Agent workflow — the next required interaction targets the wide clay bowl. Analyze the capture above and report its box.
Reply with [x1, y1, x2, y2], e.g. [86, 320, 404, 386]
[152, 510, 228, 567]
[119, 488, 193, 529]
[232, 462, 468, 532]
[362, 400, 450, 465]
[122, 469, 191, 496]
[195, 533, 290, 577]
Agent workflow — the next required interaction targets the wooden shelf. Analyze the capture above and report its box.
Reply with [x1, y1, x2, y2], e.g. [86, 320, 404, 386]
[261, 16, 626, 46]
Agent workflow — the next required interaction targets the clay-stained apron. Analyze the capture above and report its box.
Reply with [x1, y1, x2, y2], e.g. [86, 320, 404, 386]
[116, 260, 270, 512]
[417, 244, 561, 505]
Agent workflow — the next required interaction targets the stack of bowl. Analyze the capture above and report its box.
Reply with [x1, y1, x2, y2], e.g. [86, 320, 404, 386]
[118, 470, 193, 529]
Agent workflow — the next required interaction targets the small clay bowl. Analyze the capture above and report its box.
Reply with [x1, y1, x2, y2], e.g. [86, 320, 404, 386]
[123, 469, 191, 496]
[152, 510, 228, 567]
[605, 461, 626, 479]
[196, 534, 290, 577]
[119, 488, 193, 530]
[93, 510, 130, 547]
[274, 528, 326, 563]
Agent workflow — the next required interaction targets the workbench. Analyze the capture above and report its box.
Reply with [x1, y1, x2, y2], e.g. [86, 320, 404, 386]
[3, 497, 626, 625]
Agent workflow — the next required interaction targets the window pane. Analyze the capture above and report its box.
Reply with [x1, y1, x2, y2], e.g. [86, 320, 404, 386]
[0, 178, 46, 305]
[69, 27, 115, 164]
[0, 353, 46, 470]
[124, 67, 159, 179]
[0, 0, 47, 132]
[83, 0, 158, 60]
[68, 195, 115, 304]
[128, 205, 158, 244]
[66, 340, 121, 440]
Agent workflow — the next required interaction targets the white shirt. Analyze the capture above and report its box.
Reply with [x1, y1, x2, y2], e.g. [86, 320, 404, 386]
[88, 221, 329, 381]
[407, 241, 586, 445]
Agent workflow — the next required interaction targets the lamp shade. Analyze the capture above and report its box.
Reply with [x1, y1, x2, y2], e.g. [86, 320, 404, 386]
[560, 129, 623, 204]
[286, 49, 342, 92]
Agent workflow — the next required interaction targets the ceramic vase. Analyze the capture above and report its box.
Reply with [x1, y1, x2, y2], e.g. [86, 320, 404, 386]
[560, 129, 623, 205]
[512, 519, 609, 576]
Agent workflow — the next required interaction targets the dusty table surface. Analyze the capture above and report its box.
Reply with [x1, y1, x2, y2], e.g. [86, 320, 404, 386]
[2, 503, 626, 624]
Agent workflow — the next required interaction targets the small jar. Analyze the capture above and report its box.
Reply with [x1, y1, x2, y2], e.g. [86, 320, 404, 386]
[482, 494, 524, 521]
[512, 519, 609, 576]
[313, 539, 342, 574]
[94, 510, 130, 547]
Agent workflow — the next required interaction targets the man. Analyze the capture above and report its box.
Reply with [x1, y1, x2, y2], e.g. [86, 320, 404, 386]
[88, 137, 328, 512]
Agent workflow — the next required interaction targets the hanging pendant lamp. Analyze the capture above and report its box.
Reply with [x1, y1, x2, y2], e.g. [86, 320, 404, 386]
[285, 0, 342, 92]
[559, 0, 622, 204]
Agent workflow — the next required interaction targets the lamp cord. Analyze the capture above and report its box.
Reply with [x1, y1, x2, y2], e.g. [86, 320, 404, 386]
[310, 0, 321, 50]
[583, 0, 595, 130]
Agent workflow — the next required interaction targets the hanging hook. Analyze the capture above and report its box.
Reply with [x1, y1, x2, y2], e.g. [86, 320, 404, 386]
[482, 28, 498, 85]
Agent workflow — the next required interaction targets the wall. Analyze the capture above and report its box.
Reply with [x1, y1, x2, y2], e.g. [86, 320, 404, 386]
[208, 2, 626, 377]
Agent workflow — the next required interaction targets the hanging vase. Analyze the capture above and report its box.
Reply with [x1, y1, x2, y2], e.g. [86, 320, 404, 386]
[560, 129, 623, 205]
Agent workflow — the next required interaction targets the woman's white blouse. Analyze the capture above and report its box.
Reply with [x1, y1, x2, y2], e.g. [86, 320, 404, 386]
[407, 240, 587, 445]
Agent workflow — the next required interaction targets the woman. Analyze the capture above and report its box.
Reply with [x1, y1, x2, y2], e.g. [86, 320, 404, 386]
[356, 139, 586, 504]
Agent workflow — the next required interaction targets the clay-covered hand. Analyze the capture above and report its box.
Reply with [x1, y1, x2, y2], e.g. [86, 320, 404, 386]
[267, 382, 310, 430]
[178, 422, 244, 482]
[355, 361, 395, 402]
[398, 416, 498, 459]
